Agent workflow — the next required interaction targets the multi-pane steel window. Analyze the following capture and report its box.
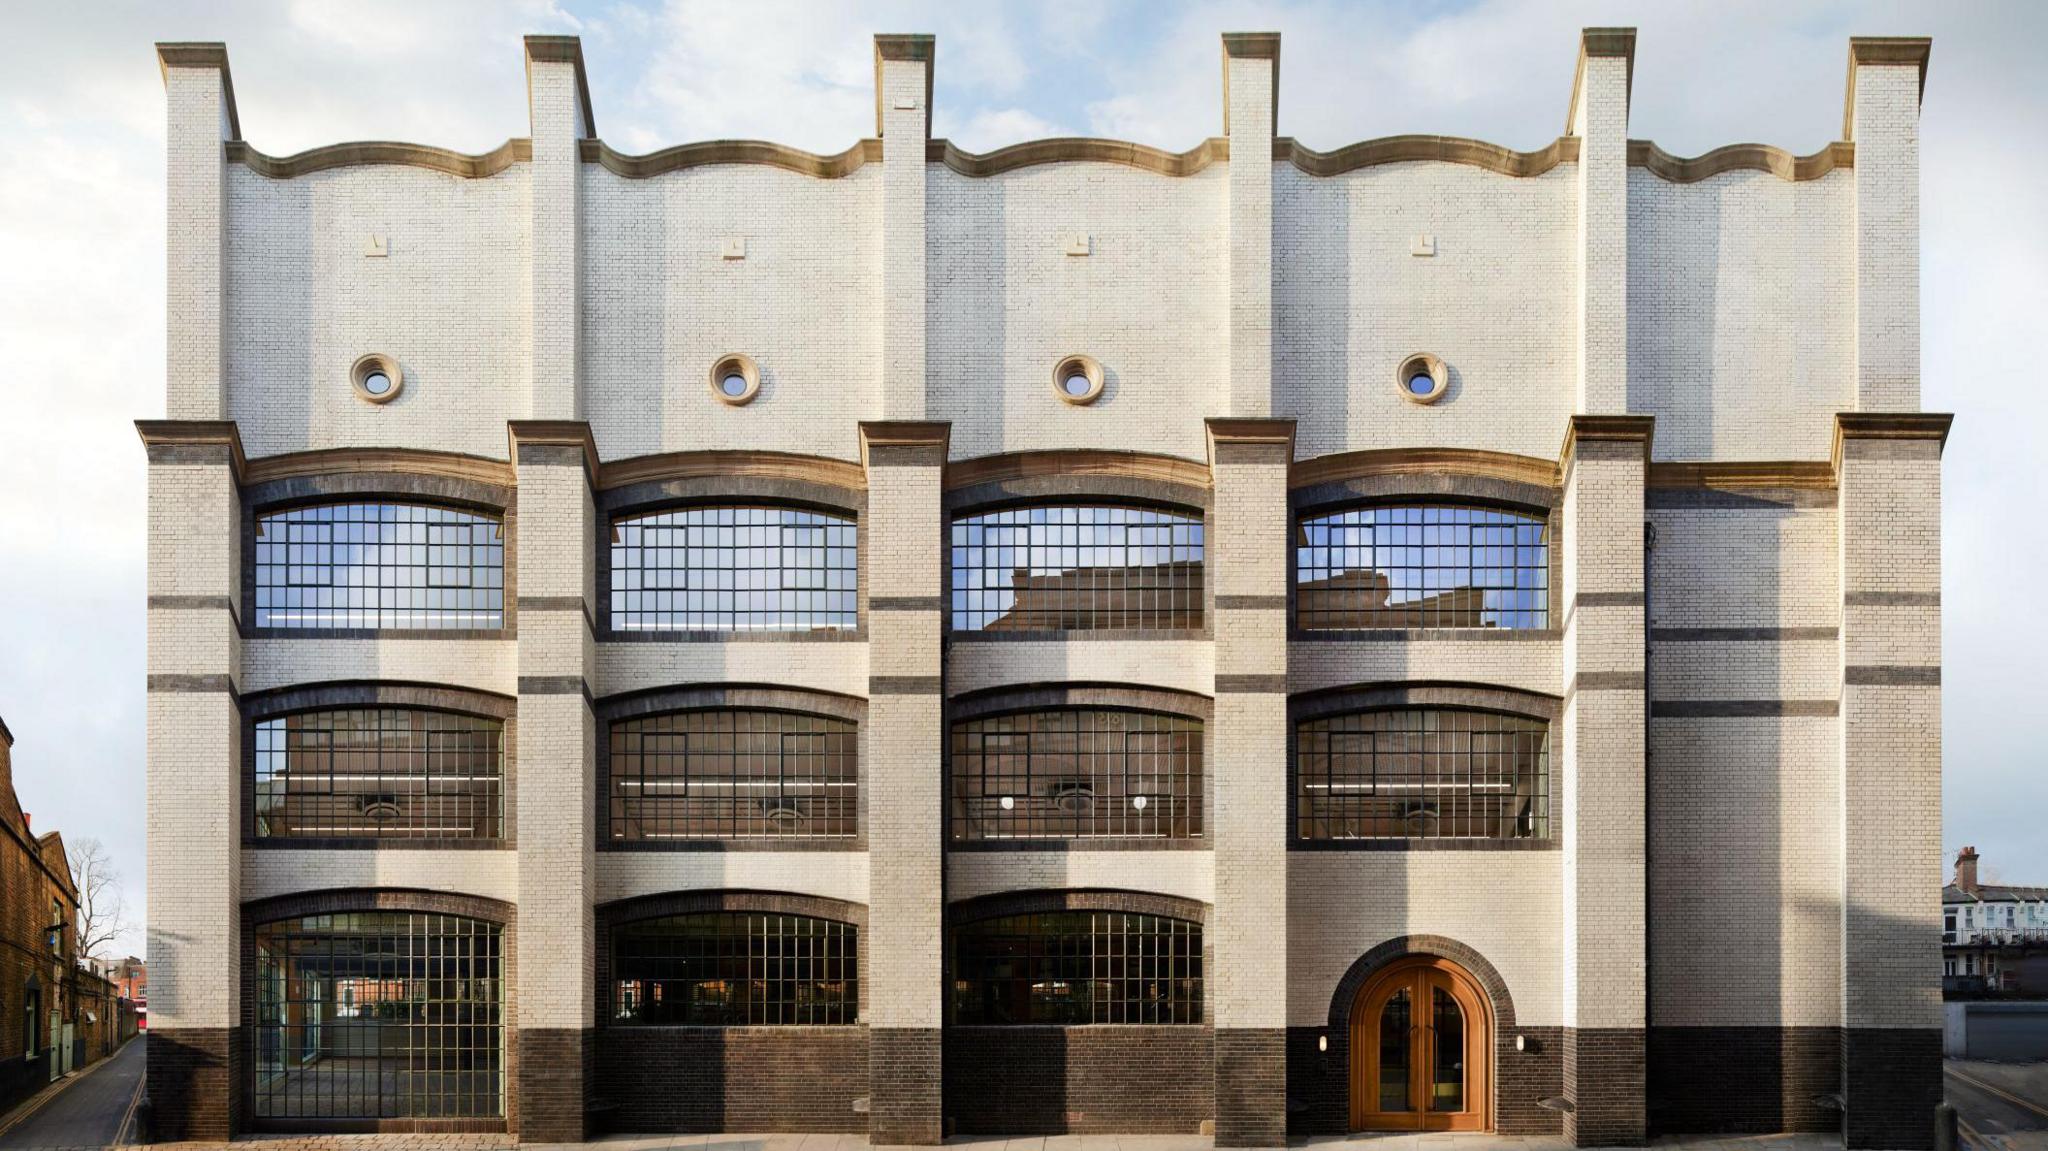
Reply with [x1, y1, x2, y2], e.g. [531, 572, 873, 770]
[608, 709, 857, 841]
[253, 911, 503, 1121]
[951, 505, 1204, 631]
[255, 503, 504, 630]
[1296, 505, 1548, 630]
[611, 912, 857, 1025]
[255, 709, 503, 841]
[950, 709, 1202, 841]
[610, 506, 857, 632]
[1297, 708, 1550, 840]
[950, 911, 1202, 1025]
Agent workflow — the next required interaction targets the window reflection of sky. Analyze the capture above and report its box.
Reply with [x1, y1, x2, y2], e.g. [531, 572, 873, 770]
[950, 505, 1204, 631]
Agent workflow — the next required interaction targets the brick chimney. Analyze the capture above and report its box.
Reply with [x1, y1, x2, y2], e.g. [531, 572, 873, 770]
[1956, 846, 1980, 895]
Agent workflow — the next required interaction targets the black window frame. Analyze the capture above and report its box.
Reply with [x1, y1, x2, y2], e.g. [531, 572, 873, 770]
[250, 499, 508, 634]
[607, 910, 859, 1027]
[605, 504, 860, 636]
[948, 502, 1207, 634]
[251, 706, 507, 844]
[1294, 705, 1553, 845]
[948, 707, 1205, 844]
[1294, 502, 1552, 632]
[604, 707, 860, 845]
[948, 909, 1204, 1026]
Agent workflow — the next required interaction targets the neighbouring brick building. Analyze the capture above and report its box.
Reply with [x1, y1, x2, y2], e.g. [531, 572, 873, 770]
[0, 717, 86, 1110]
[142, 27, 1947, 1148]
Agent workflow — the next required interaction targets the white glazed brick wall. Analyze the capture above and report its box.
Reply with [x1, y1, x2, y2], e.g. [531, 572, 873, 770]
[1649, 500, 1839, 628]
[1852, 63, 1922, 412]
[597, 640, 869, 699]
[1289, 853, 1564, 1027]
[224, 165, 529, 460]
[581, 165, 881, 461]
[1276, 164, 1575, 460]
[596, 852, 870, 906]
[164, 65, 227, 420]
[946, 640, 1212, 698]
[242, 849, 519, 904]
[147, 692, 241, 1028]
[926, 164, 1227, 460]
[948, 852, 1214, 906]
[1650, 715, 1841, 1026]
[1629, 170, 1855, 461]
[1290, 638, 1559, 699]
[241, 638, 515, 695]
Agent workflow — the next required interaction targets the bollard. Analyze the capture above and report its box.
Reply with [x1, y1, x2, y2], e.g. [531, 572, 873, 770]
[1935, 1101, 1959, 1151]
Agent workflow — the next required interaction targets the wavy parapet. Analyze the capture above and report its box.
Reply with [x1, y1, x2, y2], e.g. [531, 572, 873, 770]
[1280, 134, 1579, 178]
[579, 138, 881, 179]
[1627, 140, 1853, 182]
[228, 138, 531, 179]
[929, 137, 1228, 177]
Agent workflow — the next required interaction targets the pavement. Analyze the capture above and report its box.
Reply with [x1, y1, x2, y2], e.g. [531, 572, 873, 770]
[1947, 1060, 2048, 1151]
[0, 1034, 145, 1149]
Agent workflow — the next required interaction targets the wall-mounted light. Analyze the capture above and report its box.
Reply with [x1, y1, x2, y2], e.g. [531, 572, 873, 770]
[1318, 1033, 1328, 1053]
[1515, 1033, 1527, 1053]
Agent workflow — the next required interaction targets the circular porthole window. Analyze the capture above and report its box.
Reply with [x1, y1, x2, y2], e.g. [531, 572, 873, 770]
[709, 353, 760, 406]
[1395, 352, 1448, 405]
[350, 353, 404, 404]
[1052, 355, 1104, 406]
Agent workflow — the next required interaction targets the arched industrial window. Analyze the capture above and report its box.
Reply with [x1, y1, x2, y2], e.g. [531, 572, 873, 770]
[252, 910, 503, 1121]
[254, 708, 503, 841]
[950, 505, 1204, 632]
[1296, 505, 1548, 630]
[1297, 708, 1550, 841]
[950, 910, 1202, 1025]
[254, 502, 504, 630]
[611, 912, 857, 1026]
[607, 709, 858, 841]
[609, 506, 857, 633]
[950, 708, 1202, 841]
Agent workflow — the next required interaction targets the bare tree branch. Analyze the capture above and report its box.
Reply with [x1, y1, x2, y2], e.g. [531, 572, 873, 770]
[67, 836, 128, 964]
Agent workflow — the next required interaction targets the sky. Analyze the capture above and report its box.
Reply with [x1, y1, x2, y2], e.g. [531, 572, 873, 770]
[1, 0, 2043, 957]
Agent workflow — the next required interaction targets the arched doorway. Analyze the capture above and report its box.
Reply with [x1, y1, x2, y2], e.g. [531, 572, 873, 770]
[1349, 956, 1492, 1131]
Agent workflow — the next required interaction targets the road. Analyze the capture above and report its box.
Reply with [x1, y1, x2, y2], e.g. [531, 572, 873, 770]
[1948, 1059, 2048, 1150]
[0, 1035, 144, 1149]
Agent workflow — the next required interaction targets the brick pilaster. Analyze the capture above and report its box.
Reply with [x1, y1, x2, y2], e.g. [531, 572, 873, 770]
[524, 36, 592, 421]
[876, 36, 932, 422]
[509, 421, 599, 1142]
[137, 419, 247, 1139]
[1222, 34, 1278, 417]
[1560, 415, 1651, 1145]
[1847, 39, 1930, 413]
[1207, 418, 1291, 1146]
[1835, 412, 1948, 1148]
[861, 421, 949, 1144]
[1568, 29, 1633, 416]
[155, 43, 236, 422]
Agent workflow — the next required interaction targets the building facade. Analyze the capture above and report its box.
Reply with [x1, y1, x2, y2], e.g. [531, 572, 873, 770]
[142, 28, 1947, 1148]
[1943, 848, 2048, 995]
[0, 718, 87, 1108]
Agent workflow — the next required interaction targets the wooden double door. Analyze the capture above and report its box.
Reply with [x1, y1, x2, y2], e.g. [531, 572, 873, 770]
[1349, 956, 1491, 1131]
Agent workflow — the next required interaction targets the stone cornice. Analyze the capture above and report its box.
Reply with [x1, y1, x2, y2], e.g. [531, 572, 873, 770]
[1647, 461, 1836, 490]
[524, 34, 595, 138]
[583, 138, 879, 179]
[859, 420, 951, 469]
[229, 139, 530, 180]
[155, 42, 241, 141]
[1291, 448, 1560, 491]
[507, 419, 601, 485]
[1205, 417, 1295, 464]
[136, 419, 248, 474]
[1832, 411, 1954, 472]
[873, 34, 935, 139]
[1844, 36, 1933, 140]
[602, 450, 867, 493]
[1627, 140, 1852, 183]
[1561, 413, 1655, 470]
[931, 137, 1227, 177]
[1220, 32, 1281, 139]
[947, 450, 1211, 493]
[1282, 135, 1577, 178]
[245, 448, 514, 489]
